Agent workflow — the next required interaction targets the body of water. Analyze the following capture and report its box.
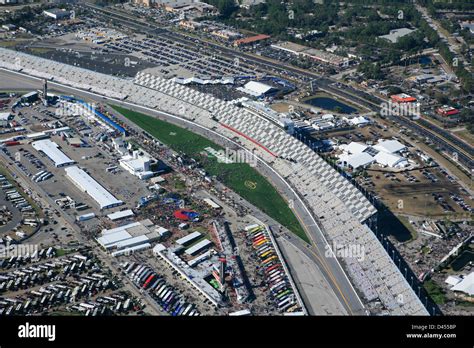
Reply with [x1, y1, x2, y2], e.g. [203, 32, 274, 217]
[305, 96, 357, 114]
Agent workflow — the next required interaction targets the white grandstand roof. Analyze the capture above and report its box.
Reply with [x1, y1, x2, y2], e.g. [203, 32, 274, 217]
[32, 139, 75, 167]
[65, 166, 123, 209]
[373, 139, 406, 154]
[451, 272, 474, 296]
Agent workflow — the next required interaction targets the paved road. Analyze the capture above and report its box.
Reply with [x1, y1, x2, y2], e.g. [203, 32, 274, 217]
[0, 69, 367, 315]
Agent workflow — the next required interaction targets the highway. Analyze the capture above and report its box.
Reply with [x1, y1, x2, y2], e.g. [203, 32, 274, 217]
[0, 68, 368, 315]
[82, 3, 473, 172]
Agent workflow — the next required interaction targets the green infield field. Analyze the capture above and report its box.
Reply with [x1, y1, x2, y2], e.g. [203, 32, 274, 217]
[111, 105, 308, 242]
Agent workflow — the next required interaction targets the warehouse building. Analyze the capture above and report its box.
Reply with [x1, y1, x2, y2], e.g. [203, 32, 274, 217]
[379, 28, 416, 43]
[119, 151, 154, 179]
[176, 231, 202, 246]
[96, 219, 160, 253]
[65, 166, 123, 210]
[234, 34, 270, 47]
[43, 9, 72, 20]
[107, 209, 135, 221]
[32, 139, 75, 167]
[185, 239, 212, 256]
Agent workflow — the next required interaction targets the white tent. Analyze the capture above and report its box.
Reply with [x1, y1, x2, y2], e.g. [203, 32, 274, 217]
[451, 272, 474, 296]
[374, 152, 408, 168]
[374, 139, 407, 154]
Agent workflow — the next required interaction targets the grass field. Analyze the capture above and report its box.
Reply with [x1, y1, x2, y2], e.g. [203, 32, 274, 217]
[111, 105, 308, 242]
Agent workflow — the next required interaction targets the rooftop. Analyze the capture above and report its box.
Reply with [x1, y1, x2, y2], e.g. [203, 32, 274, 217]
[32, 139, 75, 167]
[65, 166, 123, 210]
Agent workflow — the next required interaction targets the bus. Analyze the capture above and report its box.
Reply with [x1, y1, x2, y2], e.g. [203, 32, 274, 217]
[142, 274, 155, 289]
[262, 255, 277, 265]
[252, 235, 266, 244]
[182, 304, 193, 316]
[265, 264, 281, 274]
[260, 250, 274, 259]
[32, 170, 46, 181]
[276, 289, 292, 300]
[254, 239, 268, 248]
[277, 297, 293, 309]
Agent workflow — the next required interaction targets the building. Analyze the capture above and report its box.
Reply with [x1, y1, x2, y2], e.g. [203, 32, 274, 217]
[178, 20, 204, 30]
[65, 166, 123, 210]
[270, 42, 308, 55]
[239, 0, 265, 8]
[460, 21, 474, 35]
[449, 272, 474, 296]
[234, 34, 270, 47]
[119, 151, 154, 179]
[237, 81, 277, 98]
[176, 231, 202, 246]
[211, 29, 241, 41]
[43, 9, 72, 20]
[343, 115, 370, 127]
[32, 139, 75, 167]
[271, 41, 347, 67]
[0, 112, 13, 127]
[337, 139, 409, 170]
[112, 137, 128, 155]
[390, 93, 417, 103]
[96, 219, 160, 254]
[436, 105, 459, 117]
[379, 28, 416, 43]
[184, 239, 212, 255]
[303, 48, 346, 66]
[373, 151, 408, 168]
[154, 0, 215, 14]
[107, 209, 135, 221]
[338, 152, 375, 170]
[373, 139, 407, 154]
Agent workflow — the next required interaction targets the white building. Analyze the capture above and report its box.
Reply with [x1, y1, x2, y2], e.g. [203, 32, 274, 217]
[237, 81, 276, 97]
[119, 151, 154, 179]
[343, 115, 370, 127]
[337, 139, 408, 170]
[373, 139, 407, 154]
[65, 166, 123, 210]
[379, 28, 416, 43]
[96, 219, 160, 253]
[449, 272, 474, 296]
[43, 9, 72, 20]
[32, 139, 75, 167]
[374, 151, 408, 168]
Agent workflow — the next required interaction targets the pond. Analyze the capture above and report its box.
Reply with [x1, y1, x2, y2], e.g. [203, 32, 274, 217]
[450, 250, 474, 272]
[305, 96, 357, 114]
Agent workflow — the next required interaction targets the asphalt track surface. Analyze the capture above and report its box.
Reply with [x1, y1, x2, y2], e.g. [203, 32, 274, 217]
[0, 68, 368, 315]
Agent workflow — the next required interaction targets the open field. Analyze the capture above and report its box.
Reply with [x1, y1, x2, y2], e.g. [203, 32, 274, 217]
[111, 105, 308, 242]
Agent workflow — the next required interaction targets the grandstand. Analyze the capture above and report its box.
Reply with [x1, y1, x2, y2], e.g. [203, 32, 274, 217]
[0, 47, 428, 315]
